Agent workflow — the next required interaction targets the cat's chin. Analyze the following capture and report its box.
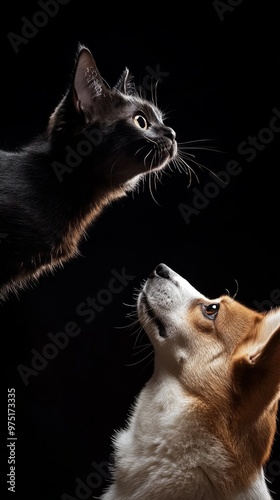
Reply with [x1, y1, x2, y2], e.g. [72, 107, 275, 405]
[124, 175, 142, 192]
[123, 171, 159, 193]
[152, 141, 177, 171]
[123, 160, 171, 192]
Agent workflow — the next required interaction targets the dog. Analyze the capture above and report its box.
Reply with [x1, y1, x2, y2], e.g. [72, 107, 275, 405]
[101, 263, 280, 499]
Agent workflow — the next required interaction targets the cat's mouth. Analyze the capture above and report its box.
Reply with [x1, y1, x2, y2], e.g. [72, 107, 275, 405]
[145, 134, 177, 172]
[155, 138, 177, 169]
[168, 139, 178, 160]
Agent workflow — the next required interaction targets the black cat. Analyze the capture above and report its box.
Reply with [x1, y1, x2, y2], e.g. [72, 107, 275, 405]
[0, 45, 177, 300]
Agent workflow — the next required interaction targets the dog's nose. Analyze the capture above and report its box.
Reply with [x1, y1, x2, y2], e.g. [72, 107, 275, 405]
[150, 263, 170, 279]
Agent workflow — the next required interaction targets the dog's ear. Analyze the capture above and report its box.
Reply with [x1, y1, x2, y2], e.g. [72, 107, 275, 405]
[232, 307, 280, 421]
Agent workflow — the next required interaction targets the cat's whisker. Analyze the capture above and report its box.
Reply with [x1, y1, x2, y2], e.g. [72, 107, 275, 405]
[174, 140, 225, 182]
[178, 151, 206, 169]
[148, 173, 161, 207]
[180, 145, 224, 153]
[154, 168, 164, 187]
[155, 80, 160, 109]
[146, 137, 158, 146]
[143, 148, 154, 169]
[171, 153, 199, 186]
[178, 138, 219, 146]
[161, 104, 177, 121]
[178, 151, 196, 159]
[134, 144, 150, 157]
[171, 138, 226, 186]
[154, 169, 163, 194]
[108, 157, 122, 186]
[146, 145, 165, 207]
[179, 150, 220, 181]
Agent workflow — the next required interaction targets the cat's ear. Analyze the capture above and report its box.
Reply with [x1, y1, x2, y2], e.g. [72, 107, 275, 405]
[114, 67, 137, 95]
[72, 45, 109, 119]
[48, 46, 110, 135]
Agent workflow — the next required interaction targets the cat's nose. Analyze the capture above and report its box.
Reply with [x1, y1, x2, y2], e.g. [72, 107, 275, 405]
[164, 126, 176, 141]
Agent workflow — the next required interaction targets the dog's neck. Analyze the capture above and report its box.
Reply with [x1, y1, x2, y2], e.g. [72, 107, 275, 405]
[108, 372, 273, 500]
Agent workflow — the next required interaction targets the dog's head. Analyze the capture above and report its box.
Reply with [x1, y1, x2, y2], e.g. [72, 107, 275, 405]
[137, 263, 280, 464]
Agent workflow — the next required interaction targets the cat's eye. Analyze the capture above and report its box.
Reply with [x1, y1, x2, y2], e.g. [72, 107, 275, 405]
[202, 303, 220, 320]
[133, 114, 148, 130]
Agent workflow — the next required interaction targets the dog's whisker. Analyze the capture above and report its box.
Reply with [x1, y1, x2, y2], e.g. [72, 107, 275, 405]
[125, 349, 154, 367]
[131, 344, 152, 356]
[123, 301, 138, 308]
[114, 319, 139, 331]
[225, 279, 239, 302]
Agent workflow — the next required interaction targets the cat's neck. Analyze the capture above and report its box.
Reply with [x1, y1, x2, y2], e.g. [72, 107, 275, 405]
[0, 136, 127, 299]
[10, 133, 125, 223]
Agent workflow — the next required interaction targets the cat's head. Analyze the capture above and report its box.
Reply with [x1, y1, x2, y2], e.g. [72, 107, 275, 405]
[48, 45, 177, 188]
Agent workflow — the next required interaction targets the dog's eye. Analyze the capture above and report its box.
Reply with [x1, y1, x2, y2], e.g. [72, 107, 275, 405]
[202, 303, 220, 320]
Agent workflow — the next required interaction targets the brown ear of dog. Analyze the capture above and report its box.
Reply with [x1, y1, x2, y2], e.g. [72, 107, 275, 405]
[232, 310, 280, 464]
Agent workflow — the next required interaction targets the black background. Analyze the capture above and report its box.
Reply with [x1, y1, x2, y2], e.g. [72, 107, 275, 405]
[1, 1, 280, 499]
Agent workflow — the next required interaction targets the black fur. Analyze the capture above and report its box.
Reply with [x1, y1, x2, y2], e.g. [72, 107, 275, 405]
[0, 45, 177, 300]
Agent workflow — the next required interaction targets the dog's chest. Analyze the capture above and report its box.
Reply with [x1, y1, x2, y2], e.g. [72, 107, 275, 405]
[106, 380, 272, 500]
[112, 389, 230, 498]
